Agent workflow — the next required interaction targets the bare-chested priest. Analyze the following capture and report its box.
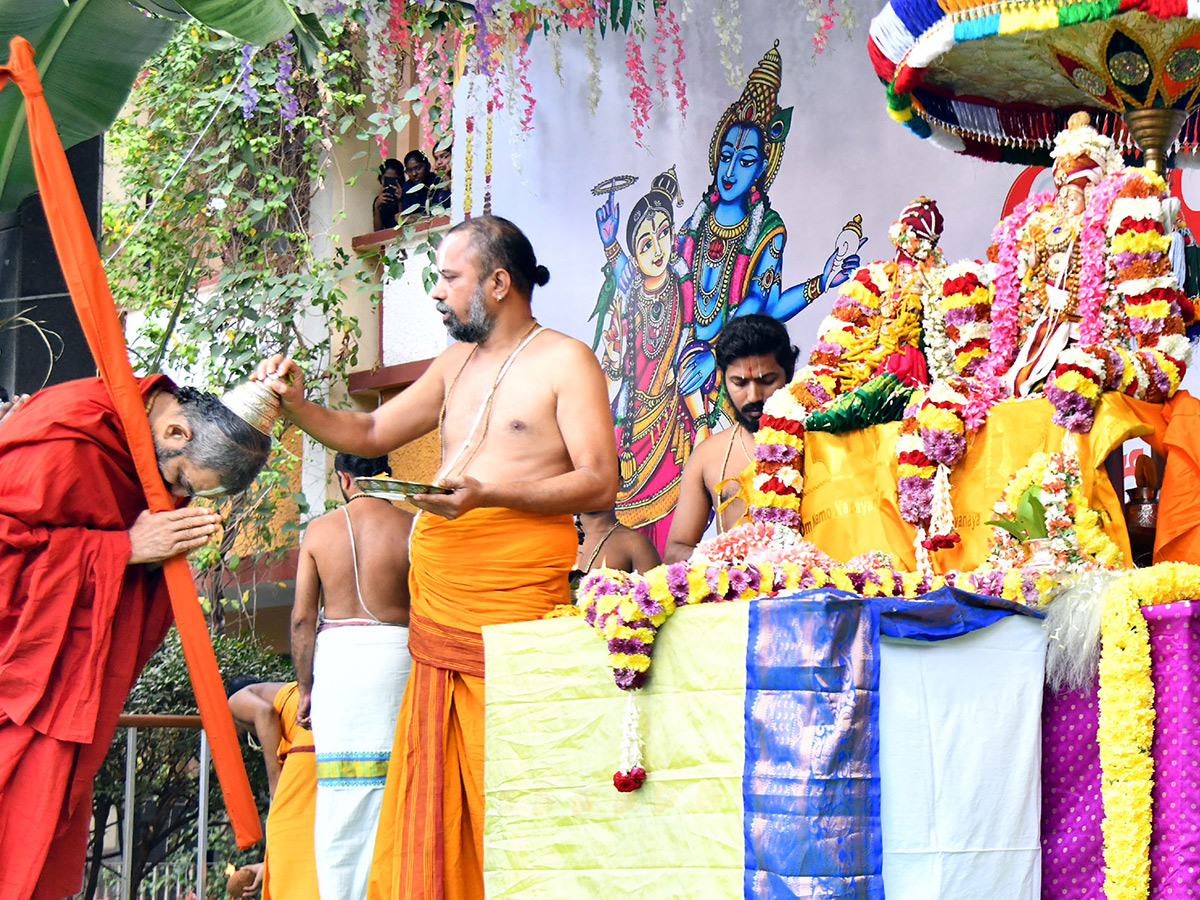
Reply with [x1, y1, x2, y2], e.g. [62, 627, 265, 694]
[253, 215, 618, 900]
[290, 452, 412, 900]
[664, 314, 798, 563]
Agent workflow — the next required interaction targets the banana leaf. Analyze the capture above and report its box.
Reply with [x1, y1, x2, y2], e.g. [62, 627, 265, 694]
[805, 373, 915, 433]
[0, 0, 324, 215]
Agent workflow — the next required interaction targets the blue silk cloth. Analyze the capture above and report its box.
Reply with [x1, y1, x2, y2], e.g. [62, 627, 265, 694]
[742, 587, 1040, 899]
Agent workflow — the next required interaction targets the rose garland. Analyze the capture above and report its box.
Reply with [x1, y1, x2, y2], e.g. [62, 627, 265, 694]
[936, 261, 992, 379]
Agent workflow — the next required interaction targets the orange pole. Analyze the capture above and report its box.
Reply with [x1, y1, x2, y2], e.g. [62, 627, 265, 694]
[0, 37, 261, 848]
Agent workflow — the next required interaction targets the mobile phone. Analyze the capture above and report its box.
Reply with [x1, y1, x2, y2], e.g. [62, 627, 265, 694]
[382, 175, 400, 189]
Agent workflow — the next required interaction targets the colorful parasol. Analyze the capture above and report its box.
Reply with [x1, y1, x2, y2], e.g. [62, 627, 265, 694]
[868, 0, 1200, 172]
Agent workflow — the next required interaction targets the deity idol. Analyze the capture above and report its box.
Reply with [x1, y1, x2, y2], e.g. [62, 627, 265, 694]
[986, 111, 1193, 432]
[674, 41, 862, 439]
[592, 167, 693, 551]
[788, 196, 992, 423]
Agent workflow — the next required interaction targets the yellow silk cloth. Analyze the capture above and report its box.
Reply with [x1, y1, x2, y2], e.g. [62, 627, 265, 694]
[263, 683, 318, 900]
[482, 606, 747, 897]
[800, 394, 1151, 572]
[368, 508, 576, 900]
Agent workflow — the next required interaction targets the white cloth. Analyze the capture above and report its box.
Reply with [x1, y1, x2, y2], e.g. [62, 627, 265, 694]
[311, 622, 411, 900]
[879, 615, 1047, 900]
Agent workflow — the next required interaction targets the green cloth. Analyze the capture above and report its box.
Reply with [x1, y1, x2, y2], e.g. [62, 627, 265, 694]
[482, 605, 749, 898]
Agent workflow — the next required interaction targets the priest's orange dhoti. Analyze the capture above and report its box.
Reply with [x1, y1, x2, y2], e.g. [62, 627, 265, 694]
[367, 507, 575, 900]
[263, 683, 318, 900]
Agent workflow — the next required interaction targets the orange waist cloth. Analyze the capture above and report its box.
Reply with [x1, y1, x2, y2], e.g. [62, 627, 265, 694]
[408, 507, 575, 632]
[263, 684, 318, 900]
[369, 507, 574, 900]
[1123, 390, 1200, 565]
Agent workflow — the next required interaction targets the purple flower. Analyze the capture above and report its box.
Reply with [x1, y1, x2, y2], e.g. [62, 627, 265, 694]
[704, 565, 722, 594]
[812, 340, 845, 358]
[970, 570, 1004, 598]
[750, 507, 801, 528]
[920, 427, 966, 465]
[274, 34, 298, 132]
[614, 668, 647, 690]
[944, 305, 981, 327]
[608, 637, 653, 655]
[755, 443, 798, 463]
[632, 581, 663, 617]
[797, 570, 816, 591]
[728, 567, 752, 596]
[1111, 251, 1159, 269]
[1020, 571, 1039, 605]
[238, 45, 259, 119]
[848, 570, 867, 593]
[1044, 384, 1096, 433]
[897, 475, 933, 522]
[666, 562, 690, 599]
[1126, 315, 1161, 335]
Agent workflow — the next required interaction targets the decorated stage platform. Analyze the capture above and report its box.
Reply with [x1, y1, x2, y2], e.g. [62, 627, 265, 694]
[481, 583, 1200, 899]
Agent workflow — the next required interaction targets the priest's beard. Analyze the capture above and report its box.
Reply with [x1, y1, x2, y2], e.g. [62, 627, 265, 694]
[437, 283, 494, 344]
[733, 400, 764, 432]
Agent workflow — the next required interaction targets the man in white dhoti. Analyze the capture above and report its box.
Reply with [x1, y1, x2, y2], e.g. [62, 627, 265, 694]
[291, 452, 414, 900]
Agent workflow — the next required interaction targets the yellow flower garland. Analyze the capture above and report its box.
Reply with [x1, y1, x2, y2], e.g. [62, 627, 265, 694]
[1098, 563, 1200, 900]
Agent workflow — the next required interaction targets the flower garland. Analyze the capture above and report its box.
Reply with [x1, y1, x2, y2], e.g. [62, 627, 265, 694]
[483, 99, 494, 215]
[614, 692, 646, 792]
[935, 261, 992, 380]
[625, 33, 652, 145]
[983, 441, 1123, 605]
[983, 188, 1056, 376]
[1093, 562, 1200, 900]
[748, 378, 808, 529]
[461, 113, 474, 216]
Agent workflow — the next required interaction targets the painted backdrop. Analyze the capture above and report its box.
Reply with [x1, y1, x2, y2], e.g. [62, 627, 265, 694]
[450, 0, 1199, 551]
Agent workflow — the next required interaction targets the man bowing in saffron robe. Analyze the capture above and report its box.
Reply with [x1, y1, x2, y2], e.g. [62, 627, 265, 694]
[254, 215, 619, 900]
[0, 376, 271, 900]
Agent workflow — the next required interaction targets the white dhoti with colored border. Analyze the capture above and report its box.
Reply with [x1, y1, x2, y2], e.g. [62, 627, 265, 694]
[311, 620, 411, 900]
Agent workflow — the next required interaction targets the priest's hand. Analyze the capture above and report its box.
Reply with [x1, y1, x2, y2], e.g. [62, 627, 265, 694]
[127, 507, 222, 565]
[0, 393, 28, 425]
[251, 354, 305, 408]
[296, 689, 312, 730]
[411, 475, 484, 520]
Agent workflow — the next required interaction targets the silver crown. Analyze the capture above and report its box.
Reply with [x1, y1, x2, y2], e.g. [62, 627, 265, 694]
[219, 380, 282, 436]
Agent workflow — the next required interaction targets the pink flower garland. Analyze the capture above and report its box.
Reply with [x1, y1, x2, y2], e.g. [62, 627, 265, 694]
[1076, 172, 1132, 346]
[985, 189, 1055, 376]
[625, 33, 652, 144]
[664, 7, 687, 118]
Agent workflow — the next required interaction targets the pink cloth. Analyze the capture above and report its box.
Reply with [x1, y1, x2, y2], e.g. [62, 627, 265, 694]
[1041, 599, 1200, 899]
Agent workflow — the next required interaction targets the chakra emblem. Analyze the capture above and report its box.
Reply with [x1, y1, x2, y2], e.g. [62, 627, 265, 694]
[1071, 66, 1107, 98]
[1166, 47, 1200, 83]
[1109, 51, 1151, 87]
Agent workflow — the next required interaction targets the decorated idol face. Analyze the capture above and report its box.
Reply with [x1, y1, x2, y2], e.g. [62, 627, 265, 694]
[632, 209, 672, 283]
[1058, 182, 1086, 217]
[715, 124, 765, 205]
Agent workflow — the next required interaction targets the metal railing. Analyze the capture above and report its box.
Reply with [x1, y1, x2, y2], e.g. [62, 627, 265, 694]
[73, 715, 210, 900]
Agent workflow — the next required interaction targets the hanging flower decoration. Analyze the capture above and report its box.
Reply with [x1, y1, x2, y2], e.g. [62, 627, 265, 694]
[1094, 563, 1200, 900]
[367, 0, 853, 149]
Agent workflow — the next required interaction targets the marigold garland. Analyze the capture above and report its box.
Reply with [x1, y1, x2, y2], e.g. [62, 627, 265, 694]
[1097, 563, 1200, 900]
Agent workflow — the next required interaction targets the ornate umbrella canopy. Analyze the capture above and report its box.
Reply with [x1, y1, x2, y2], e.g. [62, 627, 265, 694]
[868, 0, 1200, 171]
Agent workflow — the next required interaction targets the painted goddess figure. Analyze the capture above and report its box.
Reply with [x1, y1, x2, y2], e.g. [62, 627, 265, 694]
[592, 167, 692, 551]
[674, 41, 864, 438]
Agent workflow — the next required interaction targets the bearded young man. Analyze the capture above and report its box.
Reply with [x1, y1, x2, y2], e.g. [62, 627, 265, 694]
[664, 314, 798, 563]
[0, 375, 270, 899]
[253, 214, 618, 900]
